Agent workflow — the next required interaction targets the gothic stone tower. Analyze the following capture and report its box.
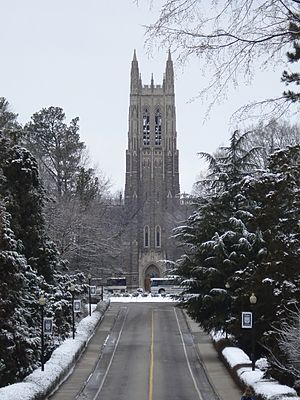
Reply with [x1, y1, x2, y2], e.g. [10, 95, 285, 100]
[124, 50, 181, 290]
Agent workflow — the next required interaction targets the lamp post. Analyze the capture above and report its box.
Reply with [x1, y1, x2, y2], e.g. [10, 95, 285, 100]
[100, 285, 103, 302]
[225, 282, 231, 338]
[38, 296, 46, 371]
[249, 292, 257, 371]
[69, 285, 75, 339]
[88, 274, 92, 316]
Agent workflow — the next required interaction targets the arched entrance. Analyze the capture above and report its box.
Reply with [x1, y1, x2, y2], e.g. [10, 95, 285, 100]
[144, 264, 160, 292]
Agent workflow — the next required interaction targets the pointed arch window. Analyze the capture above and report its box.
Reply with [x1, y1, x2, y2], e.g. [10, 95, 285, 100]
[143, 108, 150, 145]
[155, 108, 162, 145]
[155, 225, 161, 248]
[144, 225, 150, 247]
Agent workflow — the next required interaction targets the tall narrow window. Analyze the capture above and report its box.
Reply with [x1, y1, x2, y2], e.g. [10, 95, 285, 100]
[144, 225, 150, 247]
[155, 225, 161, 247]
[143, 108, 150, 145]
[155, 108, 162, 145]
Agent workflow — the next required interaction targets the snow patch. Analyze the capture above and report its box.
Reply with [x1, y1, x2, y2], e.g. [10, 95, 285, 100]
[220, 343, 300, 399]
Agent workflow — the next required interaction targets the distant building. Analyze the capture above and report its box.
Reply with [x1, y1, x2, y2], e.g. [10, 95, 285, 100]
[123, 50, 185, 290]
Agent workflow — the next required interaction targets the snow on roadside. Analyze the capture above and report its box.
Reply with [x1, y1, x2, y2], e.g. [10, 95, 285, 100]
[0, 300, 109, 400]
[223, 346, 254, 368]
[1, 295, 298, 400]
[0, 296, 173, 400]
[109, 293, 177, 302]
[219, 340, 300, 399]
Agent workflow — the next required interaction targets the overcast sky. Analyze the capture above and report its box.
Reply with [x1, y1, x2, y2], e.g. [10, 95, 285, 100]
[1, 1, 288, 194]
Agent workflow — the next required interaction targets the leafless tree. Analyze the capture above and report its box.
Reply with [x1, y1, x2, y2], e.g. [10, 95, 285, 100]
[44, 176, 125, 277]
[145, 0, 300, 116]
[245, 119, 300, 168]
[268, 306, 300, 385]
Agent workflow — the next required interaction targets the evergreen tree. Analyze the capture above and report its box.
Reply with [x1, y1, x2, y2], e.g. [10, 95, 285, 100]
[174, 125, 300, 385]
[75, 167, 100, 206]
[242, 145, 300, 384]
[175, 130, 261, 332]
[24, 106, 85, 198]
[282, 12, 300, 103]
[0, 131, 77, 386]
[0, 140, 60, 282]
[0, 97, 22, 144]
[0, 204, 42, 386]
[24, 106, 119, 276]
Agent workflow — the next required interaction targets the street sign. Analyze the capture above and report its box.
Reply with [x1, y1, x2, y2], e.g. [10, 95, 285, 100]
[242, 311, 252, 328]
[90, 286, 96, 295]
[44, 318, 53, 335]
[74, 299, 81, 313]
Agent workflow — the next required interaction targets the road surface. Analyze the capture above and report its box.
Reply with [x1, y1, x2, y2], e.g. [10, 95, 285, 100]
[75, 303, 219, 400]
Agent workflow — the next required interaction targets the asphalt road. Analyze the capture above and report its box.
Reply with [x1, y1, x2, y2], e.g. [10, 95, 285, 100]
[77, 303, 219, 400]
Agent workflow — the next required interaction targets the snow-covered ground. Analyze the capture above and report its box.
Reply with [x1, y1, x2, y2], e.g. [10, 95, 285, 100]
[0, 297, 299, 400]
[109, 293, 177, 302]
[0, 300, 110, 400]
[212, 333, 300, 400]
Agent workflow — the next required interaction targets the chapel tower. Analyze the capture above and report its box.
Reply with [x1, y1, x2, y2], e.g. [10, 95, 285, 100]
[124, 50, 180, 289]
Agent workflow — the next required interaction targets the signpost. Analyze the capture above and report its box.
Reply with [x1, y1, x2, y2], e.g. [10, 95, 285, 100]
[90, 285, 96, 295]
[44, 318, 53, 335]
[242, 311, 252, 329]
[74, 299, 81, 313]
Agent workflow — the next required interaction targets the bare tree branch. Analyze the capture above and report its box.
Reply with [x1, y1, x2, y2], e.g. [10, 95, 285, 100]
[145, 0, 300, 118]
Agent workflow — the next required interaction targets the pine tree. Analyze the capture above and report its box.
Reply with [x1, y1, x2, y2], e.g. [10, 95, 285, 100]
[24, 106, 85, 198]
[282, 13, 300, 102]
[0, 202, 41, 386]
[243, 145, 300, 384]
[0, 131, 77, 385]
[175, 130, 261, 332]
[0, 141, 59, 281]
[24, 106, 117, 276]
[0, 97, 22, 144]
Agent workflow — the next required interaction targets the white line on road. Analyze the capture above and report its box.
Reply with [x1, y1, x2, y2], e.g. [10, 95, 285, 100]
[92, 307, 129, 400]
[174, 308, 204, 400]
[149, 309, 154, 400]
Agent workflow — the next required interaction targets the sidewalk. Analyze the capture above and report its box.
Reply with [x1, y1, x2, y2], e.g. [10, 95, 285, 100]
[184, 312, 242, 400]
[49, 304, 121, 400]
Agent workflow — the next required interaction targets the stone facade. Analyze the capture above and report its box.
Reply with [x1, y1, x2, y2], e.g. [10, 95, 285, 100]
[124, 51, 183, 289]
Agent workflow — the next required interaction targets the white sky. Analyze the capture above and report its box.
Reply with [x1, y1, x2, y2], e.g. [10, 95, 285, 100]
[0, 1, 289, 194]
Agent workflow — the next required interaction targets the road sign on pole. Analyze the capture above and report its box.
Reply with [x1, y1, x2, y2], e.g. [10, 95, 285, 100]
[44, 318, 53, 335]
[74, 299, 81, 313]
[242, 311, 252, 328]
[90, 286, 96, 295]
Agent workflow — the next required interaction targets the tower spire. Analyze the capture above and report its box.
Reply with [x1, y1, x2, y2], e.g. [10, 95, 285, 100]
[164, 50, 174, 94]
[130, 49, 140, 94]
[151, 73, 154, 90]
